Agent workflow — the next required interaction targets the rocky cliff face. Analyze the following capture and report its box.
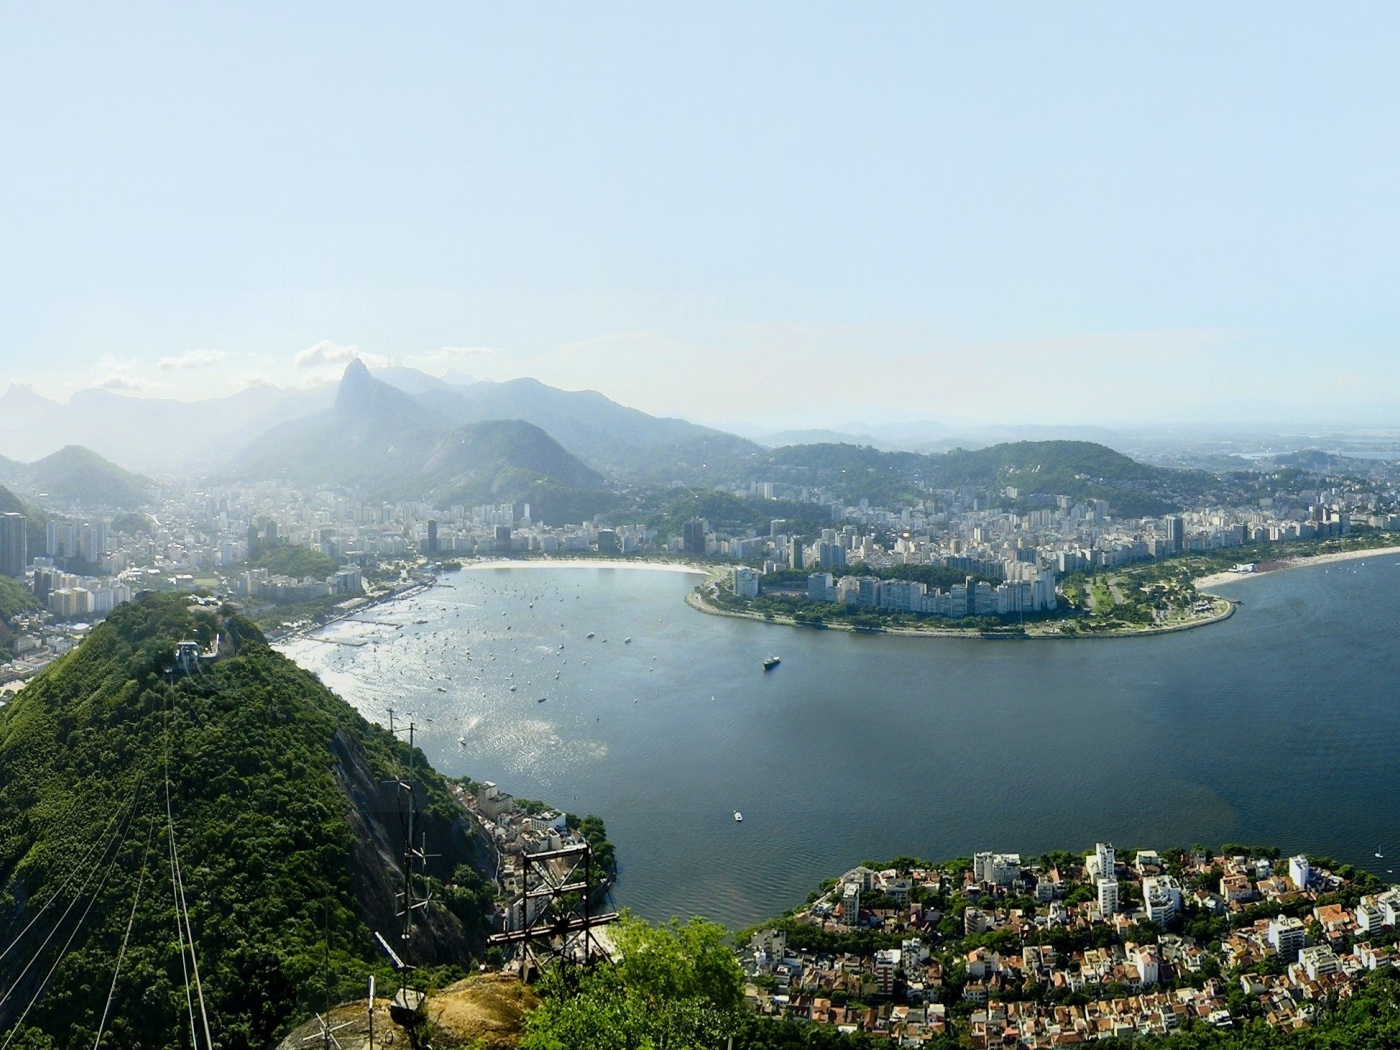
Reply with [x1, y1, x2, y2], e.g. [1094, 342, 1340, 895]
[330, 727, 495, 965]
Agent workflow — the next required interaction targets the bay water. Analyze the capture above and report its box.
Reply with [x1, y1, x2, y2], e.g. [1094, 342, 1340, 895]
[277, 559, 1400, 929]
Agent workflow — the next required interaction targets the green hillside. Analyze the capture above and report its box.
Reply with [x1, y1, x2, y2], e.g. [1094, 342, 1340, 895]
[26, 445, 157, 509]
[764, 439, 1217, 516]
[236, 363, 608, 508]
[0, 483, 50, 560]
[0, 573, 39, 624]
[0, 593, 494, 1048]
[928, 439, 1156, 485]
[420, 419, 606, 505]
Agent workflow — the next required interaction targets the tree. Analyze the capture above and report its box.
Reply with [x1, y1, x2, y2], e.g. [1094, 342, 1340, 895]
[521, 913, 745, 1050]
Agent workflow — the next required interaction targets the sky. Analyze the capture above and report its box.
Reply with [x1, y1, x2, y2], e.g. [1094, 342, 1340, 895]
[3, 3, 1400, 428]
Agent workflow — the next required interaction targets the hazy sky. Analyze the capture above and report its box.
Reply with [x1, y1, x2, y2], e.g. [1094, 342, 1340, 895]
[3, 3, 1400, 427]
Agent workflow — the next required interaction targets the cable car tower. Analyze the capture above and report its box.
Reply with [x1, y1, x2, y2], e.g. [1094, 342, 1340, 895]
[375, 708, 436, 1042]
[487, 838, 619, 984]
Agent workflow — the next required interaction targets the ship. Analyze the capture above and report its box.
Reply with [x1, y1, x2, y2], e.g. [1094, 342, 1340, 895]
[762, 656, 781, 670]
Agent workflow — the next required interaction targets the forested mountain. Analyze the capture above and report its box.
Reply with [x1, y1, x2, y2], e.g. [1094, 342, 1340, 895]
[0, 446, 155, 511]
[234, 361, 606, 507]
[762, 439, 1219, 516]
[416, 376, 766, 483]
[0, 593, 496, 1048]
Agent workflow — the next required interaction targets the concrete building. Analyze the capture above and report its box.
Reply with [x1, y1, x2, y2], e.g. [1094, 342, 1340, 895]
[1299, 944, 1339, 980]
[732, 567, 761, 599]
[1097, 878, 1118, 917]
[1087, 842, 1115, 880]
[1289, 855, 1310, 891]
[0, 512, 25, 577]
[973, 852, 1022, 888]
[874, 948, 901, 995]
[682, 518, 707, 556]
[1268, 915, 1306, 960]
[842, 883, 861, 927]
[1143, 876, 1183, 926]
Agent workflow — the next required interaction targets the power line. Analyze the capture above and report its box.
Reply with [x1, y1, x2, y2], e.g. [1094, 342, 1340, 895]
[0, 777, 146, 1050]
[171, 821, 213, 1049]
[0, 797, 127, 968]
[165, 678, 199, 1049]
[92, 810, 158, 1049]
[163, 673, 214, 1050]
[0, 773, 146, 1020]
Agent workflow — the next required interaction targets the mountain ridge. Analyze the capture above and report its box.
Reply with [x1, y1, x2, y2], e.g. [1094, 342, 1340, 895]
[234, 364, 606, 506]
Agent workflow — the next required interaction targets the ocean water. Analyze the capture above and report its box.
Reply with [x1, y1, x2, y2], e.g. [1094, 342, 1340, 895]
[277, 558, 1400, 929]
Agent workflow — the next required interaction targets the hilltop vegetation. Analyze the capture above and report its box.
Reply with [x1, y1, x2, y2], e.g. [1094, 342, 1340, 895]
[760, 440, 1213, 516]
[248, 543, 338, 580]
[0, 593, 494, 1048]
[0, 573, 40, 632]
[0, 445, 158, 510]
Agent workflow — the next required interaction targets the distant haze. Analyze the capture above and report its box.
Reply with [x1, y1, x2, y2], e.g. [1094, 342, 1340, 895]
[3, 5, 1400, 426]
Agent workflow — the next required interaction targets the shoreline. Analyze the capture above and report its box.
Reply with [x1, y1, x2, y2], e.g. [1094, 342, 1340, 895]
[1193, 543, 1400, 590]
[281, 541, 1394, 649]
[461, 557, 709, 577]
[686, 588, 1236, 641]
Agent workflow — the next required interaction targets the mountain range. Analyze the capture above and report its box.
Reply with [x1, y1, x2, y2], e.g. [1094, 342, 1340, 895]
[0, 362, 1280, 518]
[233, 360, 609, 511]
[0, 366, 760, 482]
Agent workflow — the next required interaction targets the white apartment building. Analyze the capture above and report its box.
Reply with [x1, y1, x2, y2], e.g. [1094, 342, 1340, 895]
[1097, 877, 1118, 917]
[1288, 855, 1310, 891]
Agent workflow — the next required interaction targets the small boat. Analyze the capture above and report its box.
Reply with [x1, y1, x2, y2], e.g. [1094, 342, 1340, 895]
[458, 737, 466, 745]
[586, 632, 595, 639]
[762, 656, 781, 670]
[1376, 845, 1385, 859]
[537, 697, 547, 703]
[733, 811, 743, 822]
[624, 637, 631, 644]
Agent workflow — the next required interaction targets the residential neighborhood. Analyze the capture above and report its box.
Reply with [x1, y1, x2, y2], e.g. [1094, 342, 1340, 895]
[739, 844, 1396, 1046]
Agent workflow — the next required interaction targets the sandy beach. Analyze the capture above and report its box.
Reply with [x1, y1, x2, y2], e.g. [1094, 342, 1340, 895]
[1195, 544, 1400, 590]
[462, 557, 709, 577]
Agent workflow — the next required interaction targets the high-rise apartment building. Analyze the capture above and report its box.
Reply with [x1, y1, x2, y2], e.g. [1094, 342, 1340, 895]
[0, 512, 25, 577]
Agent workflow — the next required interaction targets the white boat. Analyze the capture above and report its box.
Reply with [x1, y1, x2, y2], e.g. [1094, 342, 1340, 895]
[733, 811, 743, 822]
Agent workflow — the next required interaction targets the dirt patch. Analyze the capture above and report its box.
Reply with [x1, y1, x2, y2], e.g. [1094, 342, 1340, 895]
[278, 974, 537, 1050]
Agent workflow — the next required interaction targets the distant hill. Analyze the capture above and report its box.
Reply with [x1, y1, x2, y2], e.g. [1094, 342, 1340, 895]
[235, 361, 608, 508]
[421, 419, 606, 504]
[0, 592, 496, 1046]
[0, 483, 51, 558]
[927, 440, 1158, 486]
[0, 483, 24, 517]
[764, 439, 1207, 516]
[23, 445, 158, 509]
[0, 380, 335, 473]
[417, 376, 766, 484]
[0, 446, 156, 510]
